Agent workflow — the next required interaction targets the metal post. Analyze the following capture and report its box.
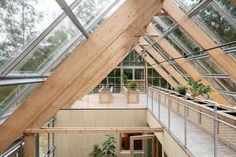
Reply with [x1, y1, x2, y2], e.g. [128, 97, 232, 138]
[158, 91, 161, 120]
[214, 104, 217, 157]
[146, 87, 149, 108]
[87, 93, 89, 107]
[151, 90, 153, 112]
[168, 92, 170, 130]
[36, 133, 39, 157]
[156, 92, 158, 117]
[184, 97, 187, 147]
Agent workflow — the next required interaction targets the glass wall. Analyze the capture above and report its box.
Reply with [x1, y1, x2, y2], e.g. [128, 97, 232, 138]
[93, 50, 172, 93]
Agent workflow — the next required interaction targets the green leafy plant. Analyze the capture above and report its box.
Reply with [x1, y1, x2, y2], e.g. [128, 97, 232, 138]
[89, 144, 103, 157]
[176, 85, 187, 95]
[89, 135, 116, 157]
[128, 81, 138, 90]
[188, 80, 212, 98]
[102, 135, 116, 157]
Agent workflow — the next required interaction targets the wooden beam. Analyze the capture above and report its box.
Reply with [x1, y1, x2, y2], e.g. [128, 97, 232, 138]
[135, 46, 178, 88]
[0, 0, 162, 153]
[23, 133, 36, 157]
[146, 24, 231, 106]
[142, 43, 188, 86]
[24, 127, 163, 134]
[163, 0, 236, 83]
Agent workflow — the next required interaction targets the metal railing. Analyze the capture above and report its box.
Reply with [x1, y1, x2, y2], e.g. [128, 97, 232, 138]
[147, 86, 236, 157]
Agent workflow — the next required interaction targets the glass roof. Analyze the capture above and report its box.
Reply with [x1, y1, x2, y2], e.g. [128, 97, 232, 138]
[0, 0, 125, 124]
[0, 0, 236, 124]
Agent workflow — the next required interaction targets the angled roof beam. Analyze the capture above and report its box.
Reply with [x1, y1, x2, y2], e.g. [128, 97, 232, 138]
[55, 0, 89, 38]
[163, 0, 236, 83]
[146, 24, 231, 106]
[0, 0, 162, 153]
[135, 46, 178, 88]
[140, 38, 188, 86]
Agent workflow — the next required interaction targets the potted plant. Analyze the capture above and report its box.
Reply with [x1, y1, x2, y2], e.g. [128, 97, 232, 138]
[89, 145, 103, 157]
[126, 81, 139, 103]
[188, 80, 212, 104]
[128, 81, 138, 90]
[176, 85, 187, 96]
[89, 135, 116, 157]
[102, 135, 116, 157]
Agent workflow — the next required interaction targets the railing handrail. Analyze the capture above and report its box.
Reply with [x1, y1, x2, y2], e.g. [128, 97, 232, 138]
[147, 86, 236, 157]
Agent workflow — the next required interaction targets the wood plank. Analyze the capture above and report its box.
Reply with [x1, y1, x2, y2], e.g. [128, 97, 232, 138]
[0, 0, 162, 153]
[146, 24, 231, 106]
[24, 127, 163, 134]
[135, 46, 178, 88]
[163, 0, 236, 83]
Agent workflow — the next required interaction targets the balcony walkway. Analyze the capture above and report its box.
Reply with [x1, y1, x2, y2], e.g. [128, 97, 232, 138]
[147, 94, 236, 157]
[71, 93, 236, 157]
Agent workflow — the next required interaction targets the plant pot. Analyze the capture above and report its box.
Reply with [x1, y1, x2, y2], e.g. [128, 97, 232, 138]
[207, 105, 227, 111]
[126, 89, 139, 104]
[193, 100, 208, 105]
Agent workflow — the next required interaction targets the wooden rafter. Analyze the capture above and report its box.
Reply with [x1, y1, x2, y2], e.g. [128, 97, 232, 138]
[146, 24, 231, 106]
[141, 39, 188, 86]
[163, 0, 236, 83]
[135, 45, 178, 88]
[0, 0, 162, 153]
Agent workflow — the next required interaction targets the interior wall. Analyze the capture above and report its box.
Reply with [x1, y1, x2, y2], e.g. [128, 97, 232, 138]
[54, 109, 147, 157]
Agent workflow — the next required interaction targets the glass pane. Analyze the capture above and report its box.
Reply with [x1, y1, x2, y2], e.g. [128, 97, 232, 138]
[165, 27, 225, 74]
[152, 16, 175, 34]
[0, 85, 21, 115]
[169, 27, 203, 54]
[124, 69, 133, 80]
[195, 3, 236, 45]
[175, 0, 202, 12]
[135, 69, 144, 80]
[217, 78, 236, 92]
[123, 50, 145, 66]
[65, 0, 75, 5]
[0, 0, 62, 71]
[215, 0, 236, 19]
[222, 94, 236, 106]
[11, 17, 80, 74]
[205, 78, 226, 90]
[0, 83, 41, 124]
[73, 0, 115, 28]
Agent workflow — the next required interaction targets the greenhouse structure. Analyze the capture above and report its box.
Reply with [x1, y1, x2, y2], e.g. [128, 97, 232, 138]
[0, 0, 236, 156]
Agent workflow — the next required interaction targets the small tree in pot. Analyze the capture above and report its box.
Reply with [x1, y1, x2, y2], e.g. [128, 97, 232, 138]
[89, 135, 116, 157]
[176, 85, 187, 96]
[128, 81, 138, 90]
[188, 80, 212, 99]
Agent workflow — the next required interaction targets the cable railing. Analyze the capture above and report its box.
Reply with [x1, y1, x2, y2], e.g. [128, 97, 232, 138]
[147, 86, 236, 157]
